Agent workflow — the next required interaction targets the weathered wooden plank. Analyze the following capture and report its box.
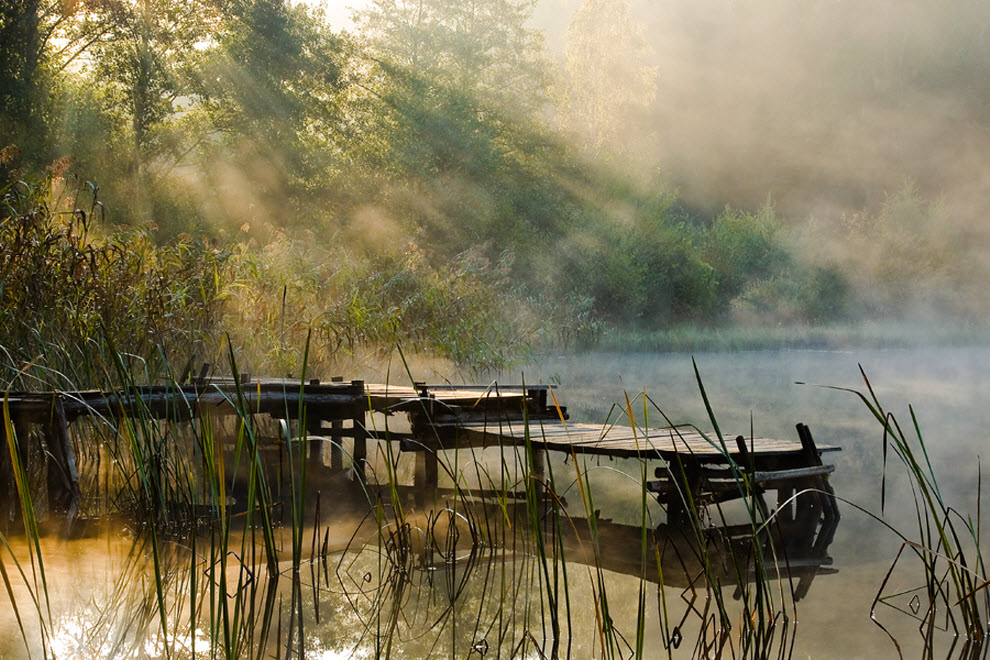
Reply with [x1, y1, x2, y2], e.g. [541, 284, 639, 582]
[752, 464, 835, 485]
[423, 420, 838, 463]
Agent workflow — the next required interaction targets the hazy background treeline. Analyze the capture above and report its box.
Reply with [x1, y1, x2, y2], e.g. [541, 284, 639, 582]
[2, 0, 988, 375]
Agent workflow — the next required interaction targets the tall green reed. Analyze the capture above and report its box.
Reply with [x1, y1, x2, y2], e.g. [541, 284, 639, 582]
[0, 347, 838, 659]
[832, 367, 988, 657]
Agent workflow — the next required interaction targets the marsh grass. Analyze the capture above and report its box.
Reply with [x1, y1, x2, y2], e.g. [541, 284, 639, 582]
[829, 368, 990, 658]
[5, 348, 981, 659]
[598, 321, 990, 354]
[0, 352, 816, 659]
[0, 171, 542, 395]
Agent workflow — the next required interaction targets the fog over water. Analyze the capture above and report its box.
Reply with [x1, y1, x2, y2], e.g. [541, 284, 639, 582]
[6, 346, 986, 658]
[532, 345, 990, 655]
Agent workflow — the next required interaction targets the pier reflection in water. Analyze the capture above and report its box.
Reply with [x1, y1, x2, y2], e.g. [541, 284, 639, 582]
[0, 377, 842, 658]
[18, 472, 840, 659]
[323, 483, 841, 659]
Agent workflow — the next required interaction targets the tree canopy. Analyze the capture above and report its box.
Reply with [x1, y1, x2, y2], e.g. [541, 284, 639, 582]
[3, 0, 982, 370]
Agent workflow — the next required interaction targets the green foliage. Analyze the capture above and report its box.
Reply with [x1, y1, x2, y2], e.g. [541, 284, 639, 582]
[556, 208, 717, 325]
[356, 0, 550, 112]
[826, 182, 983, 318]
[701, 203, 788, 303]
[560, 0, 657, 162]
[222, 225, 531, 373]
[12, 0, 972, 368]
[0, 1, 43, 155]
[0, 172, 226, 384]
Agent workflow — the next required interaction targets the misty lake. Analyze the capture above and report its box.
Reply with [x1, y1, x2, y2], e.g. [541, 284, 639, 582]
[4, 345, 990, 658]
[535, 345, 990, 657]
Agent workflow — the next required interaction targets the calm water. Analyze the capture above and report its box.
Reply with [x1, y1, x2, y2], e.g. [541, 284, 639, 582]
[4, 347, 990, 658]
[534, 346, 990, 657]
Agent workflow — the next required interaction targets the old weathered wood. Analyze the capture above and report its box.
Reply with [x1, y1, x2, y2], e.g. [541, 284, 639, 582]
[0, 377, 840, 541]
[350, 380, 366, 479]
[752, 464, 835, 485]
[307, 379, 324, 467]
[530, 443, 546, 501]
[329, 376, 344, 471]
[42, 399, 80, 518]
[414, 449, 438, 507]
[427, 420, 837, 461]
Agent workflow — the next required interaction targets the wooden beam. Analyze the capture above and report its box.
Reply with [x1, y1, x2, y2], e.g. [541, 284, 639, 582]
[329, 376, 344, 472]
[350, 380, 366, 479]
[42, 400, 80, 519]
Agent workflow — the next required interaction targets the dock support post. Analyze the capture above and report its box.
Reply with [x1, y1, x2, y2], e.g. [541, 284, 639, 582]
[795, 423, 840, 552]
[42, 400, 80, 519]
[735, 435, 770, 521]
[351, 380, 366, 479]
[329, 376, 344, 472]
[663, 460, 700, 526]
[530, 444, 546, 505]
[0, 421, 11, 525]
[307, 379, 324, 469]
[415, 447, 439, 508]
[1, 417, 31, 524]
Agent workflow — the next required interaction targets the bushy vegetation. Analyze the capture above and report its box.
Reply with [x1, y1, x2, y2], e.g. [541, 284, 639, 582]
[0, 172, 539, 379]
[2, 0, 986, 372]
[0, 168, 225, 383]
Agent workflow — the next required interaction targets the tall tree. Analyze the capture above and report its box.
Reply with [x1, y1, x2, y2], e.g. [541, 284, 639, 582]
[0, 1, 44, 158]
[559, 0, 657, 161]
[197, 0, 348, 220]
[1, 0, 147, 168]
[356, 0, 549, 113]
[83, 0, 220, 216]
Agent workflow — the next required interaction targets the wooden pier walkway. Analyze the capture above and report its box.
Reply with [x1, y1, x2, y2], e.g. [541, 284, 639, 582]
[0, 377, 840, 542]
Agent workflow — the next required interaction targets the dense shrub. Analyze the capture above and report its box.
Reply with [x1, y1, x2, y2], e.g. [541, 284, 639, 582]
[0, 172, 226, 385]
[222, 227, 532, 374]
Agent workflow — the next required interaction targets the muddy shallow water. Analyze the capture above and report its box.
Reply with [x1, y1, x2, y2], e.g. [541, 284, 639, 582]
[3, 346, 989, 658]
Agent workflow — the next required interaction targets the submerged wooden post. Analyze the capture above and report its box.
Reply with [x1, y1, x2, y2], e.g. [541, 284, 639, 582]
[415, 445, 439, 508]
[329, 376, 344, 472]
[351, 380, 366, 478]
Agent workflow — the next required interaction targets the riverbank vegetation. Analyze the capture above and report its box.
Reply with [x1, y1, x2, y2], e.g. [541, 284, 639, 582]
[5, 0, 990, 373]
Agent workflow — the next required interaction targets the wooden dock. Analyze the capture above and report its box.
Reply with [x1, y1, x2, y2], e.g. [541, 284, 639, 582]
[0, 377, 840, 546]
